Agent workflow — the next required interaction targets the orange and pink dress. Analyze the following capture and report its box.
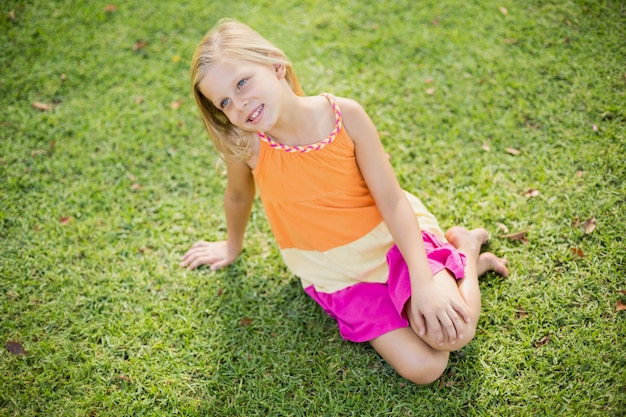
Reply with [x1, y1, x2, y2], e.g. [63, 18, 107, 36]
[252, 94, 466, 342]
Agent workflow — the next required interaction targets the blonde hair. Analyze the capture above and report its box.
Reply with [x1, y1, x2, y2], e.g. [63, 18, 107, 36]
[190, 19, 304, 161]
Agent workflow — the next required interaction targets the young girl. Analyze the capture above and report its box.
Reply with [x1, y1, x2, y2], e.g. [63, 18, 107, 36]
[181, 19, 508, 385]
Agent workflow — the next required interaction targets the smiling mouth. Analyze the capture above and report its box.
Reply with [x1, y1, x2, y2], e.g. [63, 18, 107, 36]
[247, 104, 264, 123]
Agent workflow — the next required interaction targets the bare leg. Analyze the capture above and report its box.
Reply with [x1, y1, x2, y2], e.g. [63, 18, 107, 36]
[370, 227, 508, 383]
[416, 227, 508, 351]
[369, 327, 450, 385]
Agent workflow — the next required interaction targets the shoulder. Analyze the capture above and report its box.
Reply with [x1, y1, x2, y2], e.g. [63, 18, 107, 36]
[332, 96, 377, 142]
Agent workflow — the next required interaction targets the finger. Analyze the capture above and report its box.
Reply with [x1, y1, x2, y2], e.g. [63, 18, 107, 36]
[439, 312, 458, 345]
[450, 299, 470, 324]
[448, 307, 465, 340]
[410, 313, 426, 337]
[426, 317, 444, 346]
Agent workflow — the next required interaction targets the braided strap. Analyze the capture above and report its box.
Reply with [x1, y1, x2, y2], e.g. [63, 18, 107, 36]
[257, 93, 342, 153]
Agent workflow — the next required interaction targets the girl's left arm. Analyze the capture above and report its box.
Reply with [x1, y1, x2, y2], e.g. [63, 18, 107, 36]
[338, 97, 469, 346]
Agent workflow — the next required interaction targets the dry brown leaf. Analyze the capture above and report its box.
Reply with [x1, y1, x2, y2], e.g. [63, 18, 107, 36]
[499, 6, 509, 15]
[503, 230, 528, 244]
[425, 78, 434, 84]
[426, 88, 436, 95]
[524, 189, 540, 198]
[482, 143, 490, 152]
[32, 102, 52, 111]
[240, 318, 254, 327]
[618, 290, 626, 295]
[617, 300, 626, 311]
[170, 100, 183, 110]
[515, 306, 528, 319]
[570, 247, 585, 257]
[535, 335, 549, 347]
[504, 38, 517, 44]
[135, 96, 144, 104]
[505, 147, 521, 156]
[133, 41, 147, 52]
[9, 10, 16, 21]
[496, 222, 509, 234]
[59, 216, 72, 225]
[6, 341, 26, 355]
[104, 4, 118, 12]
[583, 217, 596, 234]
[131, 183, 141, 191]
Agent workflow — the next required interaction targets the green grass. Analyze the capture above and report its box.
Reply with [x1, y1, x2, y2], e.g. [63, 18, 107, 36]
[1, 0, 624, 415]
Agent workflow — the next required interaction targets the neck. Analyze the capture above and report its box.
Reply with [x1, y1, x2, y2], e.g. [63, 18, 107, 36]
[265, 89, 329, 146]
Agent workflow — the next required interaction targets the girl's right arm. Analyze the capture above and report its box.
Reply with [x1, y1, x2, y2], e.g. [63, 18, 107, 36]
[180, 160, 255, 270]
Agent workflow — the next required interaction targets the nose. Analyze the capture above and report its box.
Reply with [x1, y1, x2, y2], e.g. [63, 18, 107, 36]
[235, 97, 249, 111]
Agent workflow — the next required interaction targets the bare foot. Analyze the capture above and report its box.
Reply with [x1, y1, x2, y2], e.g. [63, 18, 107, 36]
[477, 252, 509, 277]
[445, 226, 489, 256]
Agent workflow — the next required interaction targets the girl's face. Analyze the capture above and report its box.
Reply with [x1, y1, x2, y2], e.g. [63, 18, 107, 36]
[198, 58, 285, 133]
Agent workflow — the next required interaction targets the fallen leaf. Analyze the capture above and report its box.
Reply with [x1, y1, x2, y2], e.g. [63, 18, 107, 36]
[217, 288, 224, 297]
[133, 41, 147, 52]
[482, 143, 490, 152]
[524, 189, 540, 198]
[503, 230, 528, 244]
[617, 301, 626, 311]
[515, 306, 528, 319]
[170, 100, 182, 110]
[499, 7, 508, 15]
[426, 88, 436, 95]
[131, 183, 141, 191]
[496, 222, 509, 233]
[60, 73, 67, 81]
[31, 102, 52, 111]
[575, 170, 583, 178]
[535, 335, 549, 347]
[583, 217, 596, 234]
[240, 318, 253, 327]
[425, 78, 434, 84]
[31, 149, 48, 156]
[505, 147, 521, 156]
[570, 247, 584, 257]
[572, 218, 580, 228]
[104, 4, 118, 12]
[59, 216, 72, 225]
[618, 290, 626, 295]
[504, 38, 517, 44]
[9, 10, 16, 21]
[135, 96, 144, 104]
[6, 341, 26, 355]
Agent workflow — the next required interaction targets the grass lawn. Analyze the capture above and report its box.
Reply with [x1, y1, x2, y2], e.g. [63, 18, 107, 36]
[1, 0, 625, 415]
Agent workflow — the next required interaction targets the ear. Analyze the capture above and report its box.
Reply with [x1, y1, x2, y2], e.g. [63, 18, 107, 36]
[273, 63, 287, 80]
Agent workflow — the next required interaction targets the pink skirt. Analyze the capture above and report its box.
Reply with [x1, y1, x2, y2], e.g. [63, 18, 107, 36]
[304, 230, 467, 343]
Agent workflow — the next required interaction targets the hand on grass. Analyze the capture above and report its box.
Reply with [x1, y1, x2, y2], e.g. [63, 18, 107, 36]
[180, 241, 239, 271]
[408, 279, 470, 347]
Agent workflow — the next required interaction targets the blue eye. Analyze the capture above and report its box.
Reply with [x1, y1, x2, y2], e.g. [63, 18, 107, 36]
[237, 78, 247, 89]
[220, 98, 231, 108]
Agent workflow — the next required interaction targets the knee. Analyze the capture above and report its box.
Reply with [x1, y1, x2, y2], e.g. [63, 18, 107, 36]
[398, 352, 448, 385]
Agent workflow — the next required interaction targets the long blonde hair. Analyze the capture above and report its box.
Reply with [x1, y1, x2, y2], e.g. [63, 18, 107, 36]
[190, 19, 304, 161]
